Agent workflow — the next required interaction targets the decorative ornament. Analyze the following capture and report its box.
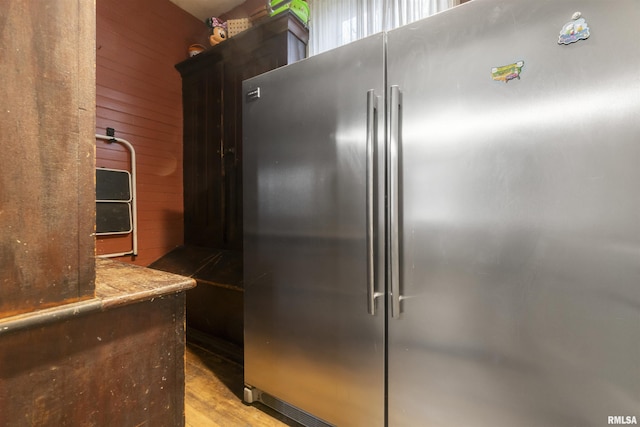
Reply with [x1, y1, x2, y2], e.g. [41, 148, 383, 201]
[206, 17, 228, 46]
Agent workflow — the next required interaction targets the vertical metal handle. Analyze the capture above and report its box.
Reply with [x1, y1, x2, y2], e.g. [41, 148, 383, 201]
[389, 86, 401, 319]
[366, 89, 378, 316]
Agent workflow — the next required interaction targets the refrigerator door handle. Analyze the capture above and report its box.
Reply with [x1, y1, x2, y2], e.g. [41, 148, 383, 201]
[366, 89, 381, 316]
[389, 85, 401, 319]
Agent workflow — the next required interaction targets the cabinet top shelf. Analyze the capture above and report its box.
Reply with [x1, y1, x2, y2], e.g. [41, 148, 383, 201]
[175, 11, 309, 76]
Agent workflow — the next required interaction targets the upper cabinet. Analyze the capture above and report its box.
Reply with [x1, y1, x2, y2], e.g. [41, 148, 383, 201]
[176, 11, 309, 250]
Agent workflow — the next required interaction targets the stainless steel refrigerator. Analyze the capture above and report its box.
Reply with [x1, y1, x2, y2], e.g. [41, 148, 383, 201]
[242, 1, 640, 426]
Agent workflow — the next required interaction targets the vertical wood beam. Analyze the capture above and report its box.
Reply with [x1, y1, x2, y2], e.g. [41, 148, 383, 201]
[0, 1, 96, 316]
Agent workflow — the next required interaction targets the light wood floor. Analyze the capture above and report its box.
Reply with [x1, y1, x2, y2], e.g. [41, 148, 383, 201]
[185, 343, 305, 427]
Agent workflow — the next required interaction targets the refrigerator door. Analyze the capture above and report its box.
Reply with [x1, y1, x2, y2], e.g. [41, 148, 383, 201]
[243, 33, 386, 427]
[387, 1, 640, 426]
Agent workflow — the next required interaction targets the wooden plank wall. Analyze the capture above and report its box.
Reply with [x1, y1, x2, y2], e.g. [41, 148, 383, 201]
[96, 0, 209, 266]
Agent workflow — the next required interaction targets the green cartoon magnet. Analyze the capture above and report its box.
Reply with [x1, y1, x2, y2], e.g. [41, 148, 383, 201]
[491, 61, 524, 83]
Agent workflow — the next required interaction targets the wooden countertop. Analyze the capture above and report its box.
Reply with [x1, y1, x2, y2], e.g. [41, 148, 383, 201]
[0, 258, 196, 336]
[95, 258, 196, 308]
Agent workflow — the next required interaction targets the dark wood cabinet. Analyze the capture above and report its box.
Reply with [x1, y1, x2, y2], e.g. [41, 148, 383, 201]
[169, 12, 308, 351]
[176, 12, 309, 250]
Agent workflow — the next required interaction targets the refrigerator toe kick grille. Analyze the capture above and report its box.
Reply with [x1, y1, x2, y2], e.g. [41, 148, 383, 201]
[244, 386, 334, 427]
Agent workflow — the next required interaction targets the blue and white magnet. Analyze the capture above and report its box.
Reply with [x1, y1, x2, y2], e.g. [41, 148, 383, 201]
[558, 12, 590, 45]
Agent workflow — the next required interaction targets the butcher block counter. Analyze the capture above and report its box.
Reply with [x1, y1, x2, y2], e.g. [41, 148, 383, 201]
[0, 259, 196, 426]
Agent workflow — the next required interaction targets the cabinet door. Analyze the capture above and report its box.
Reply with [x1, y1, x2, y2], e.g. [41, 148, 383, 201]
[223, 37, 308, 250]
[179, 14, 309, 251]
[219, 57, 277, 251]
[183, 61, 224, 248]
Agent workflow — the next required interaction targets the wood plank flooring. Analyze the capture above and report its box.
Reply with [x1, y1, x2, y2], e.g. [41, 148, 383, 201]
[185, 343, 305, 427]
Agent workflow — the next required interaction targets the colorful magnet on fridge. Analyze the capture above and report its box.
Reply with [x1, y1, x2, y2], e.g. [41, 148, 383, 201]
[491, 61, 524, 83]
[558, 12, 590, 45]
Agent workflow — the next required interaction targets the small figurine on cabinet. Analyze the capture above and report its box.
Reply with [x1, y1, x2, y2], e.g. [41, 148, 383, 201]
[206, 17, 228, 46]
